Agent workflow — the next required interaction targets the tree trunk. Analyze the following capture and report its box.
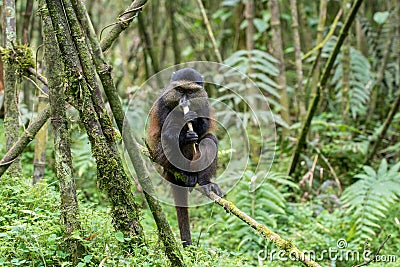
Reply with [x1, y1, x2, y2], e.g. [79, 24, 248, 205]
[166, 0, 181, 65]
[45, 0, 144, 243]
[341, 0, 351, 118]
[32, 88, 48, 184]
[269, 0, 291, 136]
[40, 1, 84, 262]
[2, 0, 21, 175]
[365, 35, 394, 126]
[138, 13, 160, 75]
[69, 0, 185, 264]
[307, 0, 327, 108]
[245, 0, 255, 52]
[1, 0, 142, 178]
[290, 0, 306, 117]
[297, 0, 312, 52]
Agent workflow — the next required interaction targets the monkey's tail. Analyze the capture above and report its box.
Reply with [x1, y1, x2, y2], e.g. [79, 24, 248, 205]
[172, 186, 192, 247]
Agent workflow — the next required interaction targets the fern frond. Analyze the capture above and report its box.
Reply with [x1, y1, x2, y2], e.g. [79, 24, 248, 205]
[341, 159, 400, 241]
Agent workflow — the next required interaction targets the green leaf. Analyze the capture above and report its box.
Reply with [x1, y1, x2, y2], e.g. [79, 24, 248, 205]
[115, 231, 125, 243]
[83, 255, 92, 263]
[253, 18, 269, 33]
[373, 11, 389, 25]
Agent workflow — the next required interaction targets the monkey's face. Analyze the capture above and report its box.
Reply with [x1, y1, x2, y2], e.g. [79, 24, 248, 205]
[162, 81, 208, 109]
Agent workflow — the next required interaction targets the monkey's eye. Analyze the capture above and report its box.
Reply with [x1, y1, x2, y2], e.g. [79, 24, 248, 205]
[176, 87, 184, 94]
[187, 90, 193, 94]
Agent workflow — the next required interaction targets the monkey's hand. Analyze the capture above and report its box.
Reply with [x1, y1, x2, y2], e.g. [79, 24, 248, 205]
[184, 173, 197, 187]
[183, 110, 197, 123]
[199, 182, 223, 197]
[185, 130, 198, 144]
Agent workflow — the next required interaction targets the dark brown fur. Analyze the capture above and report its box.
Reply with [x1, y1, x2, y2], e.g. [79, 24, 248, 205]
[147, 68, 222, 247]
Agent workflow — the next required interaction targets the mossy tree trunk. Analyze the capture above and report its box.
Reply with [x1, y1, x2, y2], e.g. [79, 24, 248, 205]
[40, 1, 84, 263]
[45, 0, 144, 243]
[0, 0, 143, 179]
[341, 0, 351, 118]
[69, 1, 185, 265]
[2, 0, 21, 175]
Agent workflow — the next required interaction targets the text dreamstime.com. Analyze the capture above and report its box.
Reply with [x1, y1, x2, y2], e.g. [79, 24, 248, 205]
[257, 239, 397, 263]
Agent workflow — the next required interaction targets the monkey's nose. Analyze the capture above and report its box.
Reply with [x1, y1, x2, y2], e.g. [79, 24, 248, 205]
[179, 95, 189, 106]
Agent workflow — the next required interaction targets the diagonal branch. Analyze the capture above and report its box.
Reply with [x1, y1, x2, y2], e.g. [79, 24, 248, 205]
[287, 0, 365, 177]
[0, 105, 51, 176]
[203, 191, 322, 267]
[100, 0, 148, 52]
[0, 0, 144, 178]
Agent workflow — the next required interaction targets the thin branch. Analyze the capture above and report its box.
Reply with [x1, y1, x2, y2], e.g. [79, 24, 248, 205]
[23, 76, 49, 96]
[203, 191, 322, 267]
[195, 0, 223, 63]
[302, 9, 343, 61]
[0, 105, 51, 177]
[100, 0, 148, 52]
[313, 146, 342, 195]
[27, 66, 48, 86]
[352, 235, 391, 267]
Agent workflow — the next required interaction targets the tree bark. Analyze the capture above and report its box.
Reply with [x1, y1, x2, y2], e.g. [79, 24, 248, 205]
[2, 0, 21, 175]
[0, 106, 50, 177]
[269, 0, 291, 136]
[297, 0, 312, 52]
[341, 0, 351, 117]
[45, 0, 144, 243]
[32, 88, 48, 184]
[166, 0, 181, 65]
[70, 0, 185, 265]
[290, 0, 306, 117]
[306, 0, 327, 108]
[99, 0, 148, 52]
[245, 0, 255, 52]
[40, 1, 84, 262]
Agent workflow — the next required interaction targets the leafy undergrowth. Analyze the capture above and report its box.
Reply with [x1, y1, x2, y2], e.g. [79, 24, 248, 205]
[0, 176, 246, 266]
[1, 174, 399, 267]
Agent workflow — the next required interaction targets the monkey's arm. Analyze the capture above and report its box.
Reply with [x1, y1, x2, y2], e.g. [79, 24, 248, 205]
[195, 133, 223, 197]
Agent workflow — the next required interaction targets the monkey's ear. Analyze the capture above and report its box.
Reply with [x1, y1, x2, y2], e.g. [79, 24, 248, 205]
[170, 71, 177, 82]
[196, 75, 204, 87]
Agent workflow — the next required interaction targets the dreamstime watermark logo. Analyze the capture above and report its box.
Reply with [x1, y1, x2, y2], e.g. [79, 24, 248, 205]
[122, 61, 277, 207]
[257, 239, 397, 264]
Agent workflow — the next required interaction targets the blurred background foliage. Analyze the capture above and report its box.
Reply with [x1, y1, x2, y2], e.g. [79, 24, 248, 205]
[0, 0, 399, 266]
